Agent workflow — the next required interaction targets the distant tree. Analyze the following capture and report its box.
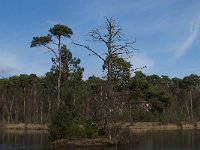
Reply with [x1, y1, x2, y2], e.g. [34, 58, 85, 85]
[129, 71, 148, 121]
[182, 74, 200, 121]
[30, 24, 73, 110]
[145, 75, 171, 114]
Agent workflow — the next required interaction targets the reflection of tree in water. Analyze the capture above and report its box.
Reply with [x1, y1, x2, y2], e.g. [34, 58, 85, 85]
[132, 130, 199, 150]
[0, 129, 200, 150]
[0, 130, 48, 149]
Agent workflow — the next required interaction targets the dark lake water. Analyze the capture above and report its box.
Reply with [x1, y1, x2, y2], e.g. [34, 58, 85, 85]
[1, 129, 200, 150]
[0, 130, 48, 150]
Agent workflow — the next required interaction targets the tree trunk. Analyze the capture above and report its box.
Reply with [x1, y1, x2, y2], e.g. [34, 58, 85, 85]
[189, 90, 193, 121]
[2, 109, 4, 122]
[23, 87, 26, 123]
[28, 90, 31, 123]
[23, 97, 26, 122]
[105, 22, 113, 140]
[36, 108, 39, 123]
[57, 35, 62, 110]
[34, 88, 37, 123]
[2, 93, 5, 122]
[9, 97, 14, 122]
[129, 101, 132, 122]
[40, 101, 43, 124]
[186, 102, 190, 120]
[47, 95, 51, 122]
[15, 108, 18, 123]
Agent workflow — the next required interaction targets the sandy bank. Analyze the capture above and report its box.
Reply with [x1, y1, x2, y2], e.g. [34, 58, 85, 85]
[1, 122, 200, 131]
[0, 123, 48, 130]
[128, 122, 200, 131]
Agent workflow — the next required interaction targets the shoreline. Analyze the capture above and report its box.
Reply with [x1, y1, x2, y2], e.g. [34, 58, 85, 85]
[127, 122, 200, 131]
[0, 123, 48, 130]
[0, 122, 200, 131]
[2, 122, 200, 147]
[1, 122, 200, 131]
[51, 122, 200, 148]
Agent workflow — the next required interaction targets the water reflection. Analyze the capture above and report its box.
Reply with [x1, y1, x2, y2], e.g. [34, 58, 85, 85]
[54, 130, 200, 150]
[0, 129, 48, 150]
[131, 130, 200, 150]
[1, 129, 200, 150]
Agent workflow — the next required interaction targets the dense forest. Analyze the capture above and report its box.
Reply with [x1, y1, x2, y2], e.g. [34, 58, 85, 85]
[1, 72, 200, 124]
[0, 18, 200, 141]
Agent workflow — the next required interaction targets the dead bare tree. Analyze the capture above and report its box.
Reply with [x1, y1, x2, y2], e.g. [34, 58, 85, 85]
[73, 17, 137, 141]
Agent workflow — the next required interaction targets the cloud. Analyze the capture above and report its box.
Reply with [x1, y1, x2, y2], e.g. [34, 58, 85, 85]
[0, 42, 23, 77]
[0, 66, 17, 76]
[176, 19, 200, 59]
[0, 51, 21, 77]
[129, 53, 154, 74]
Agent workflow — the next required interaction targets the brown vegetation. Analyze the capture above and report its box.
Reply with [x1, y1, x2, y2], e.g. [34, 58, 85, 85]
[128, 122, 200, 130]
[51, 138, 117, 147]
[0, 123, 48, 130]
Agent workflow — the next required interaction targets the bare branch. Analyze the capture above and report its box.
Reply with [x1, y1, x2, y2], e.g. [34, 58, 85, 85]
[112, 41, 137, 58]
[112, 28, 123, 39]
[87, 28, 107, 44]
[72, 40, 105, 62]
[51, 40, 58, 46]
[44, 44, 58, 60]
[132, 65, 147, 72]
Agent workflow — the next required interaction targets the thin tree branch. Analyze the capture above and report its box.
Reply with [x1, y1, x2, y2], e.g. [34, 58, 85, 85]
[132, 66, 147, 73]
[44, 44, 58, 60]
[72, 40, 105, 62]
[88, 28, 107, 44]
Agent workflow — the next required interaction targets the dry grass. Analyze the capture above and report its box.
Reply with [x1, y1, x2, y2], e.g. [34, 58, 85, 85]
[1, 123, 48, 130]
[128, 122, 200, 131]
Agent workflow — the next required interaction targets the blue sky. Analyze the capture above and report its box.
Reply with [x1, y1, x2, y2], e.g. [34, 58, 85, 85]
[0, 0, 200, 79]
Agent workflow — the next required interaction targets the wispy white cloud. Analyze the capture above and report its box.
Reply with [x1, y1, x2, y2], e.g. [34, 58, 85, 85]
[129, 53, 154, 75]
[0, 66, 17, 76]
[0, 41, 52, 77]
[0, 52, 20, 77]
[175, 19, 200, 59]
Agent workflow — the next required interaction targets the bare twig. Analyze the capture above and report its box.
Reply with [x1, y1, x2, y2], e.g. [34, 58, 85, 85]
[72, 40, 105, 62]
[44, 44, 58, 60]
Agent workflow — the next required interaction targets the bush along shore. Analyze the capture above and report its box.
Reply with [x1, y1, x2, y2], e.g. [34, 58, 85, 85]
[50, 130, 136, 148]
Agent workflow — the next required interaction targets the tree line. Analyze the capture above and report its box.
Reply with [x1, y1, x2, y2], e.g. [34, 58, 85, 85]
[0, 17, 200, 141]
[1, 72, 200, 123]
